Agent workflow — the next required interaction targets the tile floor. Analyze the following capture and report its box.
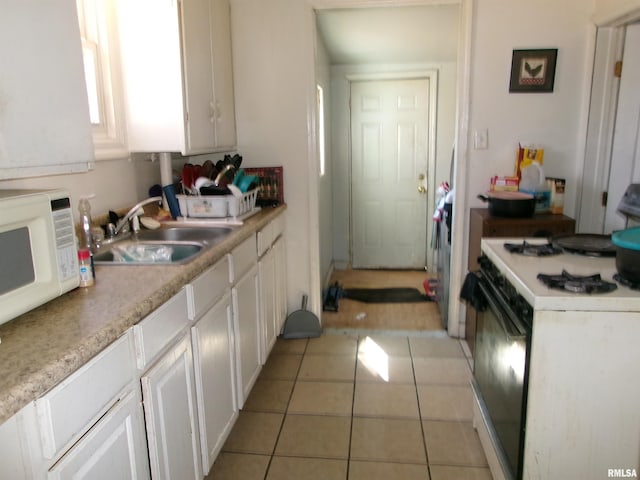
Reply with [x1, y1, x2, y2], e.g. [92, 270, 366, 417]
[205, 333, 493, 480]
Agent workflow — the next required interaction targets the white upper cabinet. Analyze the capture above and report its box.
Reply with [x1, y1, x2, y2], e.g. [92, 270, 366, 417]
[0, 0, 94, 179]
[117, 0, 236, 155]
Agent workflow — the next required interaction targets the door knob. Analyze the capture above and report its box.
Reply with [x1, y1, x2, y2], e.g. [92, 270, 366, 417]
[418, 185, 426, 194]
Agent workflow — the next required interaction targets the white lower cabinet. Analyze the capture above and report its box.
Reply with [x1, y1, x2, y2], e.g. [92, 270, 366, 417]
[232, 264, 260, 408]
[191, 294, 236, 473]
[230, 235, 261, 408]
[48, 389, 149, 480]
[258, 246, 277, 363]
[140, 336, 201, 480]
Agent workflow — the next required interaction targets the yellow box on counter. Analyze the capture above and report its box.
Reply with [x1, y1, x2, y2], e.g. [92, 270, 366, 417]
[546, 177, 565, 214]
[490, 176, 519, 191]
[516, 144, 544, 179]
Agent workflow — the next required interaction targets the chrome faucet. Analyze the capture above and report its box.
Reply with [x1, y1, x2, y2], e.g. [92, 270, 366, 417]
[113, 196, 163, 236]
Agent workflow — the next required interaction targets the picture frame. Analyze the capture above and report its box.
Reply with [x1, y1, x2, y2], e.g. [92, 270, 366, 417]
[509, 49, 557, 93]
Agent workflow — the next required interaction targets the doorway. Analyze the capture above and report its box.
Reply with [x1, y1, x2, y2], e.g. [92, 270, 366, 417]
[350, 77, 433, 269]
[315, 4, 460, 276]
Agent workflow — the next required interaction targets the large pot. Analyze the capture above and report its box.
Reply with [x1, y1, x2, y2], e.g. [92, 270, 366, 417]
[478, 191, 536, 218]
[611, 226, 640, 282]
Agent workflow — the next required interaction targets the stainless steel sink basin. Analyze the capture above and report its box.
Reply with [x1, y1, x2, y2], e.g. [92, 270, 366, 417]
[94, 226, 234, 265]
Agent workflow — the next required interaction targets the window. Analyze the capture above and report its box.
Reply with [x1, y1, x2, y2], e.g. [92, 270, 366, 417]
[317, 84, 325, 176]
[76, 0, 127, 160]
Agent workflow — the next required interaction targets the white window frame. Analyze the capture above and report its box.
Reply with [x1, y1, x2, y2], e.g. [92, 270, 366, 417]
[76, 0, 128, 161]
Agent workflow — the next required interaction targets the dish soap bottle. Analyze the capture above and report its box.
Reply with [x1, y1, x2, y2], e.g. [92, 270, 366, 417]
[78, 196, 93, 249]
[78, 196, 96, 281]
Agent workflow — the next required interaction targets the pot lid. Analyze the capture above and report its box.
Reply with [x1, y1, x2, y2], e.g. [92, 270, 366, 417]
[612, 226, 640, 251]
[552, 234, 616, 256]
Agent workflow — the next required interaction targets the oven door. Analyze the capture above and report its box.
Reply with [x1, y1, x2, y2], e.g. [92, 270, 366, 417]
[473, 278, 530, 480]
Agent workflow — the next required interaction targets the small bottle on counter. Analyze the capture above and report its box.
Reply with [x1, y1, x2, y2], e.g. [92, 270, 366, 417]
[78, 249, 95, 287]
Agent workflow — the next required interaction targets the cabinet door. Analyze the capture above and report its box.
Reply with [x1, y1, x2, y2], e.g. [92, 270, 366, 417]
[141, 334, 201, 480]
[192, 294, 237, 474]
[210, 0, 237, 150]
[259, 248, 277, 363]
[181, 0, 216, 153]
[0, 0, 93, 178]
[273, 236, 288, 333]
[48, 390, 149, 480]
[232, 265, 261, 408]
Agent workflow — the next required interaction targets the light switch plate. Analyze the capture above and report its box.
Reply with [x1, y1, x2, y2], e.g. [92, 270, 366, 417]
[474, 129, 488, 149]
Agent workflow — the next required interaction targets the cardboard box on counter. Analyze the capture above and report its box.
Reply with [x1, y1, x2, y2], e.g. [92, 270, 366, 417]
[546, 177, 565, 214]
[490, 175, 519, 191]
[516, 144, 544, 179]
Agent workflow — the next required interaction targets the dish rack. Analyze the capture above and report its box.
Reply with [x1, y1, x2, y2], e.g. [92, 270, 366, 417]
[177, 188, 258, 218]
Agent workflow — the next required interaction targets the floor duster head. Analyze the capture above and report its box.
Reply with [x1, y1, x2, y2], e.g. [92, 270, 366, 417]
[282, 295, 322, 339]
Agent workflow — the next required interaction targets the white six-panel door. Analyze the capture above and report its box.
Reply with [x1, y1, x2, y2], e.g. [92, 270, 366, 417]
[351, 78, 430, 269]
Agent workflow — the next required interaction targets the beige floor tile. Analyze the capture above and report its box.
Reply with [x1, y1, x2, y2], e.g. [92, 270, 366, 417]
[418, 384, 473, 421]
[242, 379, 294, 413]
[221, 411, 283, 455]
[348, 460, 430, 480]
[353, 383, 419, 418]
[259, 354, 302, 380]
[429, 465, 493, 480]
[413, 357, 472, 385]
[305, 334, 358, 356]
[409, 337, 465, 358]
[357, 335, 411, 357]
[205, 452, 270, 480]
[275, 414, 351, 459]
[350, 417, 426, 464]
[423, 420, 488, 467]
[288, 381, 354, 416]
[298, 354, 356, 381]
[266, 456, 347, 480]
[271, 337, 308, 355]
[356, 354, 415, 384]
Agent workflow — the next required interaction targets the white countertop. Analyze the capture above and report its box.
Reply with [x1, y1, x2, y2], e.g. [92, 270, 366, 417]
[481, 238, 640, 312]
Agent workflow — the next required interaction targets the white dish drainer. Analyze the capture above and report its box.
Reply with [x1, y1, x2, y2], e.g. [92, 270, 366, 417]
[176, 188, 258, 219]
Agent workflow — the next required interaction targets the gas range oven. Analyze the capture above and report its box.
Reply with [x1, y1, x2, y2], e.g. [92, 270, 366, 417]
[472, 238, 640, 480]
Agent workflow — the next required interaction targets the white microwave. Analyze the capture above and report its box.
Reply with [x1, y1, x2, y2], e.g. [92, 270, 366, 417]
[0, 189, 79, 326]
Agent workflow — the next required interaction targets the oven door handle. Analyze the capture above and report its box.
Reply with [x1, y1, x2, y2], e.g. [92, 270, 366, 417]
[477, 281, 527, 342]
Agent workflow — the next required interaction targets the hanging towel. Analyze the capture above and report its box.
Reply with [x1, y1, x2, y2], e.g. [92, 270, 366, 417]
[459, 272, 486, 311]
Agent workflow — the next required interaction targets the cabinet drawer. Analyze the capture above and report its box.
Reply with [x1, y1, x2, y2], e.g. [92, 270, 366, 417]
[36, 331, 135, 460]
[133, 289, 189, 370]
[188, 257, 230, 320]
[230, 235, 257, 283]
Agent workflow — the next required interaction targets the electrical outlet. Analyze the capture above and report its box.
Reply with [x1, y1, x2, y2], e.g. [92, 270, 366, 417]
[474, 129, 488, 149]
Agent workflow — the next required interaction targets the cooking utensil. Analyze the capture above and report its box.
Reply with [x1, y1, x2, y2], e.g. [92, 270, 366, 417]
[478, 191, 536, 218]
[611, 227, 640, 282]
[552, 233, 616, 257]
[282, 295, 322, 339]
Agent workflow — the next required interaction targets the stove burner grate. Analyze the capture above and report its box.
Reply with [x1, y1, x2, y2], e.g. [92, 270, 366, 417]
[537, 270, 618, 293]
[613, 274, 640, 291]
[504, 241, 563, 256]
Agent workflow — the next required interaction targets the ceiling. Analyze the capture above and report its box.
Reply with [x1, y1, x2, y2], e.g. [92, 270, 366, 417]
[315, 5, 460, 65]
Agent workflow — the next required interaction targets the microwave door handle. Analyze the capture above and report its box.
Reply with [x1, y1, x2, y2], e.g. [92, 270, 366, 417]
[478, 282, 527, 342]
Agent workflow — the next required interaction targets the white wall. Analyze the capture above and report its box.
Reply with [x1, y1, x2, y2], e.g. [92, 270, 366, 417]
[0, 158, 161, 222]
[230, 0, 321, 314]
[316, 32, 335, 285]
[465, 0, 595, 220]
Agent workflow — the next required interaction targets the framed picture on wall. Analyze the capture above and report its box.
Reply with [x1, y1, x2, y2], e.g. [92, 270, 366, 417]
[509, 49, 558, 93]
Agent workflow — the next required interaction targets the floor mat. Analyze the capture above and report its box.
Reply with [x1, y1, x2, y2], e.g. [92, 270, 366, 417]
[342, 287, 430, 303]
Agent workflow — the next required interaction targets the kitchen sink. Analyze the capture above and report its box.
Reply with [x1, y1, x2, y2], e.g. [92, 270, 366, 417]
[93, 226, 234, 265]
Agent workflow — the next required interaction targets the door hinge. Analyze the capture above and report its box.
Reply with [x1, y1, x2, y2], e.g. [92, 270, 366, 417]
[602, 191, 608, 207]
[614, 61, 623, 78]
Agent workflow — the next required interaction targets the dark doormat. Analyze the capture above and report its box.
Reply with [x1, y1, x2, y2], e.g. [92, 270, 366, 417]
[342, 287, 431, 303]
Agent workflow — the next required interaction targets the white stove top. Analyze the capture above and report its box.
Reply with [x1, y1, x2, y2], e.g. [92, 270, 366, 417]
[481, 238, 640, 312]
